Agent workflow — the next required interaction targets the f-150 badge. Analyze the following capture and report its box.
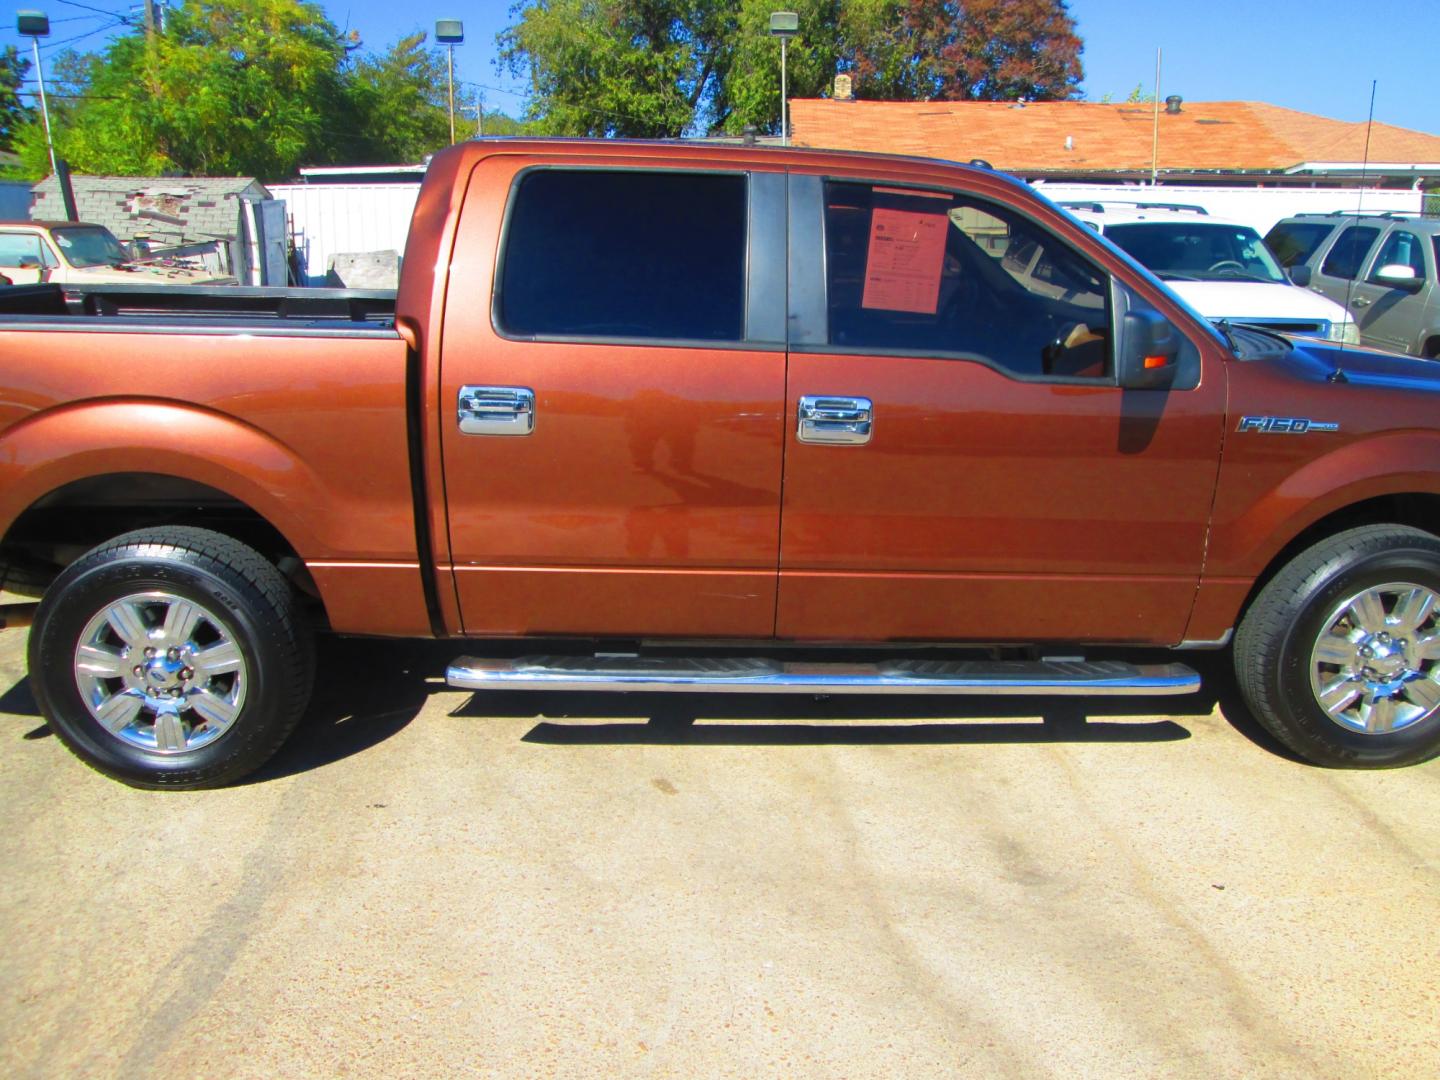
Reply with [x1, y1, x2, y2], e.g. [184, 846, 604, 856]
[1237, 416, 1340, 434]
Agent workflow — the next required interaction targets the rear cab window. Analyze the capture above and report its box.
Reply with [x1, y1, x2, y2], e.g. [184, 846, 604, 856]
[820, 181, 1111, 380]
[496, 169, 747, 343]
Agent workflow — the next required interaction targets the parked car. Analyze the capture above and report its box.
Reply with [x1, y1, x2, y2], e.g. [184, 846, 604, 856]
[5, 140, 1440, 788]
[0, 221, 233, 286]
[1264, 212, 1440, 359]
[1063, 202, 1360, 344]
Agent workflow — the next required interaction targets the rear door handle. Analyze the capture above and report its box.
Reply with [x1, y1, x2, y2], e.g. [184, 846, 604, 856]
[1351, 297, 1371, 308]
[798, 395, 873, 445]
[458, 385, 535, 436]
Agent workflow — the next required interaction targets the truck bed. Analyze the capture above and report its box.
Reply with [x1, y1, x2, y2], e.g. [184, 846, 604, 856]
[0, 283, 397, 335]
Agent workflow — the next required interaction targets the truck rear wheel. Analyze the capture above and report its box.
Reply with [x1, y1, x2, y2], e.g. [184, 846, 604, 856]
[1235, 524, 1440, 768]
[28, 527, 314, 789]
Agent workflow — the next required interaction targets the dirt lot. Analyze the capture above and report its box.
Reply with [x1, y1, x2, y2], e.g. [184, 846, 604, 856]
[1, 623, 1437, 1079]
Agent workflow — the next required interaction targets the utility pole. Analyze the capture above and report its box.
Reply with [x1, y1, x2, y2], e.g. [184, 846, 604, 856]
[144, 0, 155, 35]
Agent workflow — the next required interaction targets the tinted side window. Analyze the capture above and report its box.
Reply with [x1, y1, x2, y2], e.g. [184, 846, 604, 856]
[498, 170, 747, 342]
[1320, 225, 1381, 280]
[1264, 222, 1334, 268]
[1373, 231, 1427, 279]
[822, 182, 1110, 380]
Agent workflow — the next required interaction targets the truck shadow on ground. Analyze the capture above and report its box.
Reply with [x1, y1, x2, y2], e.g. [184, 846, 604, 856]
[2, 637, 1303, 780]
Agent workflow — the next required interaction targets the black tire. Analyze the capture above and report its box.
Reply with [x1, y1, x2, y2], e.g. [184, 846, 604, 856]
[1234, 524, 1440, 768]
[28, 527, 314, 789]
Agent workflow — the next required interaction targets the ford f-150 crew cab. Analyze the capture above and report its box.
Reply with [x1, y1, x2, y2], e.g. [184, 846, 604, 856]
[4, 139, 1440, 788]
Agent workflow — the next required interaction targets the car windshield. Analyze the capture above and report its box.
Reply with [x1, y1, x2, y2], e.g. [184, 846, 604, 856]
[1102, 222, 1287, 284]
[50, 226, 128, 268]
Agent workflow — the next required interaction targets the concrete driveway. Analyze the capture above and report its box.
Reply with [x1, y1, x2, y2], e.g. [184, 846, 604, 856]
[2, 623, 1437, 1078]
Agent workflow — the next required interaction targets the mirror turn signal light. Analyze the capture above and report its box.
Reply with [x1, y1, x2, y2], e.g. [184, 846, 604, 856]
[1143, 355, 1171, 369]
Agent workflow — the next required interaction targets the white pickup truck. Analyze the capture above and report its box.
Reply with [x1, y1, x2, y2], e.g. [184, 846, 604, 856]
[0, 221, 233, 287]
[1064, 203, 1359, 344]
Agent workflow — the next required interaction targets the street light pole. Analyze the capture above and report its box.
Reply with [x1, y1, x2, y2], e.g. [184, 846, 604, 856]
[17, 11, 57, 175]
[435, 20, 465, 147]
[768, 12, 798, 147]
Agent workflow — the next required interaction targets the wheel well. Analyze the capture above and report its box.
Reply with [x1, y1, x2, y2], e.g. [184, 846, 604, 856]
[1, 472, 327, 624]
[1238, 493, 1440, 620]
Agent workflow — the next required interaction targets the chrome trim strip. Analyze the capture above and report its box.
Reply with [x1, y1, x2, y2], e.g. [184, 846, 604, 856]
[0, 318, 399, 339]
[1175, 630, 1234, 650]
[446, 656, 1201, 696]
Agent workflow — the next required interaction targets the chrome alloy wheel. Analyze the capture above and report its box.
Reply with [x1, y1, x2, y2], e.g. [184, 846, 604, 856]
[73, 592, 248, 754]
[1309, 582, 1440, 735]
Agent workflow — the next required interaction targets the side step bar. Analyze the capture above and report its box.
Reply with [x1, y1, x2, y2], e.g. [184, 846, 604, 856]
[446, 656, 1201, 696]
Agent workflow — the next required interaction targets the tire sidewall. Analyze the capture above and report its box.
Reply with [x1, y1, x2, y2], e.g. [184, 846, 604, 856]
[30, 548, 291, 787]
[1272, 543, 1440, 766]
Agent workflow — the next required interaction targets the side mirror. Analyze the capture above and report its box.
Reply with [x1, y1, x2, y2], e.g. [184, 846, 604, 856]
[1370, 264, 1424, 293]
[1117, 308, 1181, 390]
[1288, 264, 1312, 288]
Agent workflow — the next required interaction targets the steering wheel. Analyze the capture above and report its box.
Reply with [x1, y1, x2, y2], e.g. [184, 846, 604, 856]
[1207, 260, 1246, 276]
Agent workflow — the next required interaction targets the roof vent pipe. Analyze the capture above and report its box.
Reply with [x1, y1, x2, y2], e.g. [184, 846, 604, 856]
[1165, 95, 1183, 115]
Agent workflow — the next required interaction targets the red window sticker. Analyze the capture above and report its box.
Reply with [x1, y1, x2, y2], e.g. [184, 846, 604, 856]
[861, 208, 949, 314]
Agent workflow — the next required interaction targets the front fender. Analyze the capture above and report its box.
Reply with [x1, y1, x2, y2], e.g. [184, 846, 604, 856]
[0, 398, 329, 557]
[1209, 430, 1440, 578]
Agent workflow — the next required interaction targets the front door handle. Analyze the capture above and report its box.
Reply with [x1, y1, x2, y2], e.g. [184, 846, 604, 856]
[1351, 297, 1371, 308]
[798, 395, 873, 445]
[458, 385, 535, 436]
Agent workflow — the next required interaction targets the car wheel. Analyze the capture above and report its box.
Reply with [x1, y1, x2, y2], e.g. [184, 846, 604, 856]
[28, 527, 314, 789]
[1234, 524, 1440, 768]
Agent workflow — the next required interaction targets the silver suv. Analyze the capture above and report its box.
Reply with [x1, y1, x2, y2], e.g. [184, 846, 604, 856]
[1265, 212, 1440, 358]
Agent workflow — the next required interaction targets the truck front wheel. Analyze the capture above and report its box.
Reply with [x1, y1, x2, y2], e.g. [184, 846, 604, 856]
[28, 527, 314, 789]
[1235, 524, 1440, 768]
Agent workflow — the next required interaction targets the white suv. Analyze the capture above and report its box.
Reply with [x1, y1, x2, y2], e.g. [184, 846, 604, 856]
[1062, 202, 1360, 345]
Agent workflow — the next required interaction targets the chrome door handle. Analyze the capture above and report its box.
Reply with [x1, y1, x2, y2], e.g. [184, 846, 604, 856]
[1351, 297, 1371, 308]
[798, 395, 873, 445]
[458, 386, 535, 436]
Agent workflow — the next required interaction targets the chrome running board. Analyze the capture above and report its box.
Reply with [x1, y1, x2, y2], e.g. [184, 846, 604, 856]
[445, 656, 1200, 696]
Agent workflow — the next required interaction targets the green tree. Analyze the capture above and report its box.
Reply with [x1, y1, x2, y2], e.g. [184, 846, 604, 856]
[499, 0, 741, 137]
[500, 0, 1085, 138]
[718, 0, 843, 134]
[0, 45, 32, 153]
[13, 0, 348, 179]
[342, 32, 451, 162]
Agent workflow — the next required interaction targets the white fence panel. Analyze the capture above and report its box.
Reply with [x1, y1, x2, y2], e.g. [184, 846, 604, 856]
[267, 183, 421, 286]
[1030, 183, 1424, 235]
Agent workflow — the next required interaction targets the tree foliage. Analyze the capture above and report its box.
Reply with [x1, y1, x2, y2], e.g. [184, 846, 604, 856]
[7, 1, 525, 179]
[0, 45, 33, 153]
[502, 0, 1085, 137]
[499, 1, 738, 138]
[342, 32, 452, 164]
[850, 0, 1083, 102]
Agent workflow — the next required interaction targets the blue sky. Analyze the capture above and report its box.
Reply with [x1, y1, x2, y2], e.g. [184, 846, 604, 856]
[5, 0, 1438, 135]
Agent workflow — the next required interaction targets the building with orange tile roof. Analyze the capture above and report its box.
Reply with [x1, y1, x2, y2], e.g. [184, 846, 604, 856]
[789, 98, 1440, 189]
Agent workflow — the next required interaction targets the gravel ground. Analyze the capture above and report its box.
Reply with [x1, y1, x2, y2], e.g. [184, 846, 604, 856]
[1, 624, 1437, 1079]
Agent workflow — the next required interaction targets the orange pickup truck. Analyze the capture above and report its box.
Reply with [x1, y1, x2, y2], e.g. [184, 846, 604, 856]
[4, 138, 1440, 788]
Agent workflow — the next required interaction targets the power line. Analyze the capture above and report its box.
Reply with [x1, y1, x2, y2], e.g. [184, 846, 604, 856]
[43, 21, 129, 52]
[53, 0, 136, 22]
